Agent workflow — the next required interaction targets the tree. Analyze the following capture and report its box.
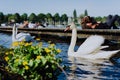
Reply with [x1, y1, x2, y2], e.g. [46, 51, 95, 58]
[0, 12, 4, 26]
[7, 13, 21, 23]
[3, 15, 8, 23]
[8, 15, 15, 22]
[46, 13, 53, 24]
[73, 9, 77, 23]
[61, 14, 68, 25]
[84, 9, 88, 16]
[21, 13, 28, 21]
[37, 13, 46, 23]
[28, 13, 37, 23]
[53, 13, 60, 25]
[14, 13, 21, 23]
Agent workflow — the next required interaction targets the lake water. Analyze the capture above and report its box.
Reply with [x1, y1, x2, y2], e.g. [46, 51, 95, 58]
[0, 32, 120, 80]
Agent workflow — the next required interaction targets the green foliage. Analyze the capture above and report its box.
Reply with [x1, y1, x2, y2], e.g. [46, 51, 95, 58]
[46, 13, 52, 19]
[73, 9, 77, 23]
[53, 13, 60, 25]
[0, 11, 116, 26]
[53, 13, 60, 22]
[46, 13, 53, 24]
[8, 15, 15, 22]
[84, 9, 88, 16]
[0, 12, 4, 25]
[61, 14, 68, 24]
[37, 13, 46, 22]
[14, 13, 21, 23]
[29, 13, 37, 23]
[21, 13, 28, 21]
[94, 16, 106, 23]
[4, 41, 63, 80]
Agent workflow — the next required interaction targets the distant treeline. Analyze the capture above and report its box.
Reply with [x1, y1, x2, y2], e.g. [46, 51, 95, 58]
[0, 12, 68, 26]
[0, 10, 119, 26]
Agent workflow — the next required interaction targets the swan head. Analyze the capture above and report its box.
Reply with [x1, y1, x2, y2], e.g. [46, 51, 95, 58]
[64, 22, 76, 31]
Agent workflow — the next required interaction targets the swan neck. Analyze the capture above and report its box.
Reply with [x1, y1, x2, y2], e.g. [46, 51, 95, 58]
[68, 28, 77, 53]
[12, 24, 16, 42]
[16, 27, 18, 35]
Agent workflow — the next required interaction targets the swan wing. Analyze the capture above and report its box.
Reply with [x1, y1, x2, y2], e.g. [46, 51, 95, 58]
[16, 32, 30, 38]
[16, 32, 34, 41]
[100, 45, 109, 49]
[77, 35, 104, 54]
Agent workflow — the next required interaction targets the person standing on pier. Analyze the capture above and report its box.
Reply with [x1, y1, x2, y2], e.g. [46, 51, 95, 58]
[80, 15, 120, 29]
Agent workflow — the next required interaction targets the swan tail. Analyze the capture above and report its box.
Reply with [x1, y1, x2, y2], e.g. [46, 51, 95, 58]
[93, 50, 120, 59]
[81, 50, 120, 60]
[32, 36, 35, 39]
[100, 45, 109, 49]
[103, 50, 120, 58]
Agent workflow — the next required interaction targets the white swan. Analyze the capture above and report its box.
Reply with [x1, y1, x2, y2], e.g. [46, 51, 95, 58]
[12, 24, 35, 42]
[65, 22, 120, 59]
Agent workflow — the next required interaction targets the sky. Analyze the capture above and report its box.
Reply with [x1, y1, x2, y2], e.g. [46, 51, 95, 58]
[0, 0, 120, 17]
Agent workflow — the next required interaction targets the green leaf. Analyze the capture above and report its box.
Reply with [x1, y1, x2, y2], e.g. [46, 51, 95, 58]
[29, 60, 33, 67]
[41, 57, 47, 65]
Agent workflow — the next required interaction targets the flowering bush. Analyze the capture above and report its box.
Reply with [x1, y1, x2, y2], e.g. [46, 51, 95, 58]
[4, 41, 62, 80]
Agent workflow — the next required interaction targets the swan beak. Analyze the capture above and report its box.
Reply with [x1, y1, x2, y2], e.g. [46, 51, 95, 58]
[64, 25, 70, 31]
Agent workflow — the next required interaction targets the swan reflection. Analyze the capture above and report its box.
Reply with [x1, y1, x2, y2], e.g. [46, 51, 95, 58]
[67, 57, 120, 80]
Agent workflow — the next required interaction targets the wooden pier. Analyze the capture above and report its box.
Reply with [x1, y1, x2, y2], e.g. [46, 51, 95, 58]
[0, 27, 120, 40]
